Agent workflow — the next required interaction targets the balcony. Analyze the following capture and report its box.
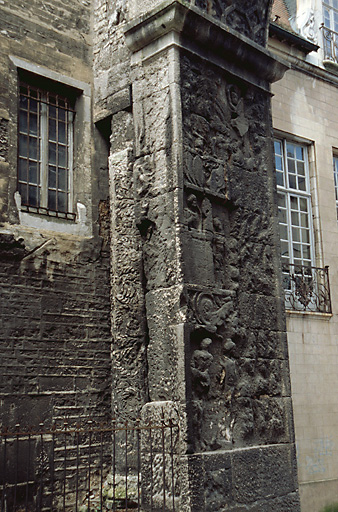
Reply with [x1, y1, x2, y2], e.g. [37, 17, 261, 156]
[282, 263, 332, 314]
[320, 24, 338, 69]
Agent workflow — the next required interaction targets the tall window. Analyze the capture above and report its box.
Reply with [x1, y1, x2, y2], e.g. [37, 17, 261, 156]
[274, 139, 315, 290]
[323, 0, 338, 32]
[322, 0, 338, 62]
[333, 156, 338, 220]
[18, 80, 74, 214]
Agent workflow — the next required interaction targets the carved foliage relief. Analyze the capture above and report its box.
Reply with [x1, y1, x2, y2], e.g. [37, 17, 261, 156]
[180, 53, 288, 452]
[191, 0, 272, 45]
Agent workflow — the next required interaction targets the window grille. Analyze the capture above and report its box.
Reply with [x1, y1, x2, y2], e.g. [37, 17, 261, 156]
[18, 82, 74, 215]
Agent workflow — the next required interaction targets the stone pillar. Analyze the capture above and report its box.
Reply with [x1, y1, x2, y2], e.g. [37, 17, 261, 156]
[109, 0, 301, 510]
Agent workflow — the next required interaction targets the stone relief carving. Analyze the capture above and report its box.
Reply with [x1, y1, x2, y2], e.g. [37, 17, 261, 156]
[188, 290, 235, 333]
[299, 8, 317, 44]
[185, 193, 201, 230]
[192, 0, 270, 45]
[191, 337, 214, 396]
[180, 52, 287, 451]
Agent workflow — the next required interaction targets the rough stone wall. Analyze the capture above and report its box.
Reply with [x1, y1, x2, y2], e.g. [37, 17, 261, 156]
[0, 233, 111, 428]
[0, 0, 112, 431]
[180, 53, 292, 452]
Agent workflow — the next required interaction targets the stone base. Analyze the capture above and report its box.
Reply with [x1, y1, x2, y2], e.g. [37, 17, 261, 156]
[186, 445, 300, 512]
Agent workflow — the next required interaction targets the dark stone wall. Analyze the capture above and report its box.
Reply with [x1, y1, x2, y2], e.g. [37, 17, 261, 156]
[180, 52, 292, 452]
[188, 0, 273, 44]
[0, 234, 112, 429]
[0, 0, 112, 431]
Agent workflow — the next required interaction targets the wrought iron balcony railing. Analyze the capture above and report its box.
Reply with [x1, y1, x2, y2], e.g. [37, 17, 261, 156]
[320, 24, 338, 64]
[282, 263, 332, 314]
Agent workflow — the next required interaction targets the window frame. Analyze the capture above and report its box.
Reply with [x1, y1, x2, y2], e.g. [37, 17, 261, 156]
[18, 79, 75, 216]
[275, 138, 316, 273]
[9, 56, 92, 234]
[333, 155, 338, 221]
[323, 0, 338, 32]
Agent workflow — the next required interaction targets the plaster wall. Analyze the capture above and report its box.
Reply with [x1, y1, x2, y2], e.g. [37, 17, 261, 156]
[271, 38, 338, 511]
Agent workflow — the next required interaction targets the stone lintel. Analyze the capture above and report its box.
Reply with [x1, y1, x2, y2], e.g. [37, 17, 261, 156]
[124, 0, 289, 90]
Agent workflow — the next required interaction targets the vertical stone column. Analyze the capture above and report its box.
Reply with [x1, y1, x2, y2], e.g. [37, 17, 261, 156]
[108, 1, 302, 510]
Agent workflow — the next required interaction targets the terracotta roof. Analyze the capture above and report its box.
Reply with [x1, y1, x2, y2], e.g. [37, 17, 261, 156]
[271, 0, 292, 30]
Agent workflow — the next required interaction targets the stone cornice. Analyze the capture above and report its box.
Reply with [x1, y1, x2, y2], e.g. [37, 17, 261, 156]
[124, 0, 289, 89]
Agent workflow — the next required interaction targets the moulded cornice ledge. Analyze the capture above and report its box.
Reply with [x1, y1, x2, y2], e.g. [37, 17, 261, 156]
[124, 0, 289, 85]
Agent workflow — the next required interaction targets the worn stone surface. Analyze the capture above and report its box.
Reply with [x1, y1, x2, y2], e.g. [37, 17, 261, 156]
[0, 0, 301, 509]
[0, 0, 112, 432]
[0, 233, 111, 428]
[113, 0, 300, 510]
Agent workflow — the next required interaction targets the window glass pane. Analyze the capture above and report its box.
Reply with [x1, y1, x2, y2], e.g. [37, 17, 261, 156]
[29, 137, 38, 160]
[29, 114, 38, 136]
[49, 166, 56, 189]
[299, 198, 308, 212]
[58, 168, 67, 191]
[48, 143, 56, 165]
[287, 159, 295, 173]
[276, 172, 284, 187]
[48, 189, 56, 210]
[18, 158, 27, 181]
[301, 213, 309, 228]
[49, 105, 56, 119]
[19, 94, 28, 110]
[290, 196, 298, 210]
[286, 143, 294, 158]
[297, 161, 305, 176]
[301, 228, 310, 244]
[289, 174, 297, 189]
[303, 245, 311, 260]
[274, 140, 282, 154]
[29, 185, 38, 206]
[29, 161, 38, 184]
[58, 108, 66, 122]
[292, 227, 300, 242]
[298, 177, 306, 191]
[295, 145, 304, 161]
[19, 134, 28, 157]
[58, 145, 66, 167]
[58, 192, 67, 212]
[275, 155, 283, 171]
[19, 110, 27, 133]
[293, 243, 301, 258]
[291, 211, 299, 226]
[58, 121, 66, 144]
[49, 118, 56, 141]
[30, 99, 38, 113]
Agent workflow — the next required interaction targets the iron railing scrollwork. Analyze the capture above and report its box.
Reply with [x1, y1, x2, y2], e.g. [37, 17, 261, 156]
[282, 263, 332, 313]
[320, 24, 338, 64]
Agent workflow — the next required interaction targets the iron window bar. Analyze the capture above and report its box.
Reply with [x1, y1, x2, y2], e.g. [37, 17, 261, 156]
[282, 262, 332, 313]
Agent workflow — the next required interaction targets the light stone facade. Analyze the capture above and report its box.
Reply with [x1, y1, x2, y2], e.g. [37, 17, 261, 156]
[270, 3, 338, 509]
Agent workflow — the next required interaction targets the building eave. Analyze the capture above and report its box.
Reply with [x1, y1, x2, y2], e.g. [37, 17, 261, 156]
[269, 22, 319, 54]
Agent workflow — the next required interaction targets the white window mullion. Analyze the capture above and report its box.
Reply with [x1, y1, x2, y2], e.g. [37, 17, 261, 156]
[68, 110, 74, 213]
[40, 98, 48, 209]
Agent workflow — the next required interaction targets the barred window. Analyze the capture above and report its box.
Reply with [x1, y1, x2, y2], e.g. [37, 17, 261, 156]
[18, 81, 74, 215]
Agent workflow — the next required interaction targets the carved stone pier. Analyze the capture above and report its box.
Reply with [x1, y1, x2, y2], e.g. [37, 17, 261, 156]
[108, 0, 300, 510]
